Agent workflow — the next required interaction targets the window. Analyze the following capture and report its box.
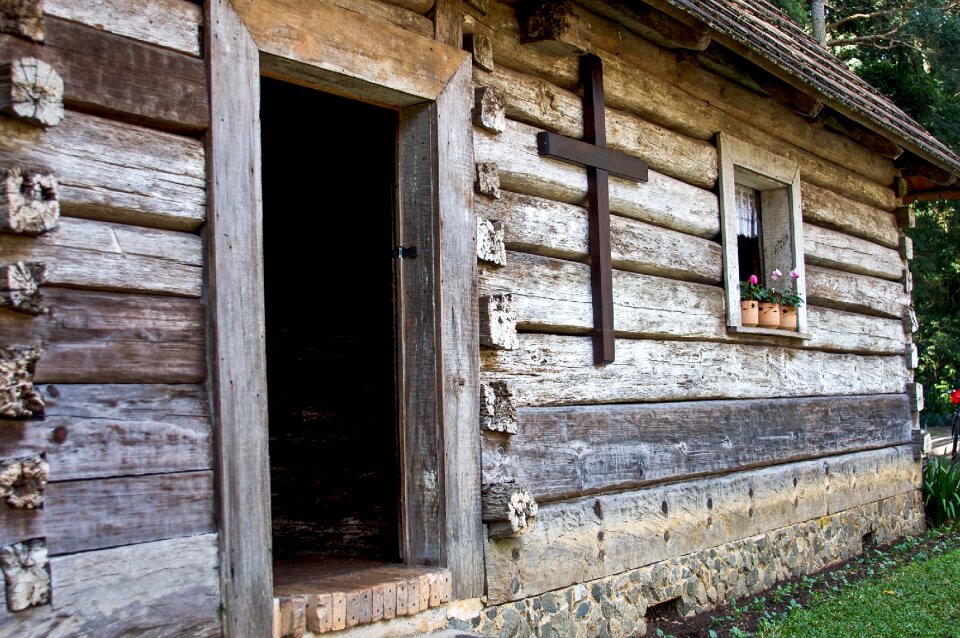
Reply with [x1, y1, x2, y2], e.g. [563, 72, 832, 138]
[717, 133, 808, 335]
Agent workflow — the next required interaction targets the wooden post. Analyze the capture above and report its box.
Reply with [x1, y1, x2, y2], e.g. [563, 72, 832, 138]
[482, 482, 539, 538]
[0, 538, 49, 611]
[0, 0, 44, 42]
[0, 169, 59, 235]
[0, 57, 63, 127]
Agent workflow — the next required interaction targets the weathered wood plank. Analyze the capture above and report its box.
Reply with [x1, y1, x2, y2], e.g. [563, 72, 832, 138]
[802, 182, 899, 249]
[479, 251, 906, 355]
[473, 65, 718, 190]
[476, 190, 722, 284]
[0, 287, 204, 384]
[474, 118, 719, 239]
[464, 0, 898, 201]
[206, 2, 273, 636]
[0, 383, 210, 481]
[0, 471, 214, 556]
[485, 445, 918, 603]
[481, 334, 908, 407]
[45, 0, 202, 56]
[0, 18, 208, 131]
[436, 58, 484, 598]
[482, 394, 912, 502]
[807, 265, 910, 320]
[0, 112, 206, 231]
[325, 0, 432, 38]
[804, 222, 904, 281]
[0, 534, 220, 637]
[0, 216, 202, 296]
[235, 0, 468, 106]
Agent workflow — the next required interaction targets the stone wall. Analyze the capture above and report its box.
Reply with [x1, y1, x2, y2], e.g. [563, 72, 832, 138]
[454, 491, 923, 638]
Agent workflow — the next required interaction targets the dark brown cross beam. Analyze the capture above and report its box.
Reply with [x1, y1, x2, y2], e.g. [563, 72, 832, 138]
[536, 54, 648, 364]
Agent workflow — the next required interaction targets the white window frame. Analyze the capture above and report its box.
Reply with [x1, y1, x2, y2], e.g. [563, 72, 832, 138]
[717, 132, 809, 336]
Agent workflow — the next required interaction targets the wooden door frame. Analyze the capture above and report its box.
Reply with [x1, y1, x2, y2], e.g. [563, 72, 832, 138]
[206, 1, 483, 636]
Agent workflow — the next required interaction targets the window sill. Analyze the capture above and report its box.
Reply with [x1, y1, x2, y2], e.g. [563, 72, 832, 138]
[728, 325, 812, 340]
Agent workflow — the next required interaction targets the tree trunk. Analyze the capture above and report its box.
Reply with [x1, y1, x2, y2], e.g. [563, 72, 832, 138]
[811, 0, 826, 45]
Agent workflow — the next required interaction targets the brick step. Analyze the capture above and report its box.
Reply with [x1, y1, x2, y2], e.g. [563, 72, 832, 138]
[273, 557, 451, 637]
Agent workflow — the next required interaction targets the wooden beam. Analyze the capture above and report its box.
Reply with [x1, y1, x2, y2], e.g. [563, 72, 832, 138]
[0, 17, 209, 132]
[0, 534, 220, 635]
[482, 394, 912, 502]
[233, 0, 468, 106]
[485, 446, 917, 603]
[536, 132, 648, 181]
[206, 2, 273, 636]
[819, 110, 903, 159]
[577, 0, 709, 51]
[897, 152, 957, 186]
[0, 383, 211, 481]
[0, 287, 204, 384]
[804, 222, 904, 281]
[807, 265, 910, 320]
[0, 471, 214, 555]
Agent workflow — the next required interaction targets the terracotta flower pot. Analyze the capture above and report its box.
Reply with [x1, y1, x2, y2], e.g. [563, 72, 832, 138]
[758, 302, 781, 328]
[780, 306, 798, 331]
[740, 300, 759, 327]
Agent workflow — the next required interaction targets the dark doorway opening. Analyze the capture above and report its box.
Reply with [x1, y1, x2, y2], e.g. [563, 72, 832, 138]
[261, 78, 400, 563]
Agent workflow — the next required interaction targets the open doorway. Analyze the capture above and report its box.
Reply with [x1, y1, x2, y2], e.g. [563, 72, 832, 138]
[261, 78, 400, 563]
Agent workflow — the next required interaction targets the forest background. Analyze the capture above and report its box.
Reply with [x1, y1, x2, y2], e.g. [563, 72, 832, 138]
[771, 0, 960, 419]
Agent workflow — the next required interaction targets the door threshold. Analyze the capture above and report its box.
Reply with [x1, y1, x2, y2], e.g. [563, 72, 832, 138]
[273, 556, 451, 636]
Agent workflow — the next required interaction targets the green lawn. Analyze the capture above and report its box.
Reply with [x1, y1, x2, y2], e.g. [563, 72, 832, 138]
[757, 537, 960, 638]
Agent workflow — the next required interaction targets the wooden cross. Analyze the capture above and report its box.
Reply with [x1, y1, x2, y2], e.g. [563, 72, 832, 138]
[536, 54, 648, 364]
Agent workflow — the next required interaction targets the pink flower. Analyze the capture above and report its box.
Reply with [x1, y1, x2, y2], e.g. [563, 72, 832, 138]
[771, 269, 782, 281]
[790, 269, 800, 279]
[748, 274, 758, 285]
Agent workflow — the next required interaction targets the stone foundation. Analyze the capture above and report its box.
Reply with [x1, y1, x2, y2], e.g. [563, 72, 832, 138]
[454, 491, 924, 638]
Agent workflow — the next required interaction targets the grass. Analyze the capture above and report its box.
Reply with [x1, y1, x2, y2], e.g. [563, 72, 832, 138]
[645, 526, 960, 637]
[756, 528, 960, 637]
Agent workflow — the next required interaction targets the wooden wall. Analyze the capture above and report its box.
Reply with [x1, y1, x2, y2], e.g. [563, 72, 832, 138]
[0, 1, 219, 635]
[467, 0, 918, 605]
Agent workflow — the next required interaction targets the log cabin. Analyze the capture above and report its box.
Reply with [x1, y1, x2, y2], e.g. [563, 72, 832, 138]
[0, 0, 956, 636]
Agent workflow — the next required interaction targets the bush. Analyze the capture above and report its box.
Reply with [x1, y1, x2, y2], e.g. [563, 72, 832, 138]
[923, 456, 960, 526]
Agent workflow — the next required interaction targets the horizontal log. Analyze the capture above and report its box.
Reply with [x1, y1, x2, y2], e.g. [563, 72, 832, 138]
[485, 445, 918, 602]
[476, 190, 722, 284]
[482, 394, 912, 502]
[479, 251, 906, 355]
[0, 217, 202, 296]
[802, 182, 899, 249]
[0, 534, 220, 636]
[0, 18, 208, 132]
[45, 0, 203, 56]
[0, 287, 205, 384]
[473, 65, 718, 190]
[465, 2, 897, 209]
[481, 333, 908, 407]
[0, 471, 214, 555]
[0, 383, 211, 481]
[325, 0, 433, 37]
[806, 265, 909, 320]
[474, 119, 720, 239]
[804, 223, 904, 281]
[0, 111, 206, 231]
[382, 0, 435, 14]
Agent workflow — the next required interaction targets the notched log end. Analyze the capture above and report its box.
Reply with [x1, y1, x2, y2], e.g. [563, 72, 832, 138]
[475, 162, 501, 199]
[0, 345, 44, 419]
[894, 206, 915, 230]
[0, 168, 60, 235]
[0, 261, 47, 314]
[0, 538, 50, 612]
[477, 218, 506, 266]
[480, 380, 517, 434]
[0, 57, 63, 127]
[0, 0, 44, 42]
[480, 293, 519, 350]
[520, 0, 592, 55]
[0, 455, 48, 509]
[465, 33, 494, 72]
[473, 86, 505, 134]
[482, 482, 539, 538]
